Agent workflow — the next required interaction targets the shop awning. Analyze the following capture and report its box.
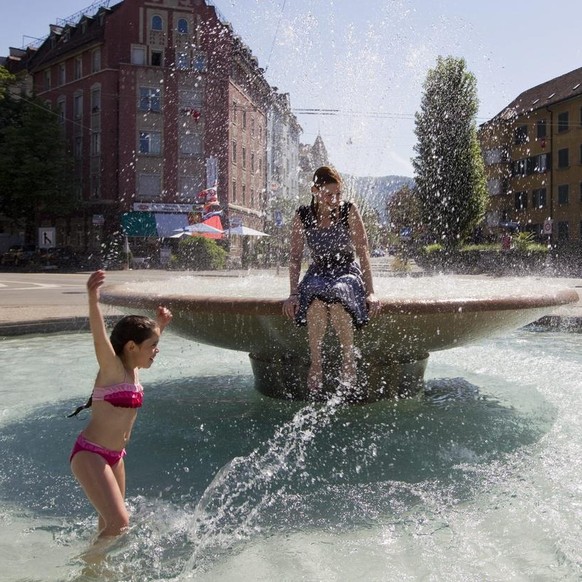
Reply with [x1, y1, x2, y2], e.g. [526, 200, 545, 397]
[121, 212, 190, 238]
[121, 212, 157, 237]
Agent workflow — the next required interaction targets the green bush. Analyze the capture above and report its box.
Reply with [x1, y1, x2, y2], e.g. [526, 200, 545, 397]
[423, 243, 443, 254]
[172, 236, 227, 270]
[460, 243, 500, 252]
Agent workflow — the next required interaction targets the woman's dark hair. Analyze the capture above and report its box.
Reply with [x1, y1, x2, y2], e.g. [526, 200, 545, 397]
[67, 315, 158, 417]
[311, 165, 343, 222]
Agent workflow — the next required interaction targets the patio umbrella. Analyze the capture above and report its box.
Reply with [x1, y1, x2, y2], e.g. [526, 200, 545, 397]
[226, 225, 270, 237]
[172, 222, 224, 236]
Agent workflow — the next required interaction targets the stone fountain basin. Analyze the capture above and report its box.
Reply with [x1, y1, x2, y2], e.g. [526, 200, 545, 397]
[100, 275, 578, 399]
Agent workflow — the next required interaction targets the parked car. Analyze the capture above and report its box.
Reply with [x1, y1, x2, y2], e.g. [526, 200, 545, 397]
[37, 246, 80, 268]
[1, 244, 37, 266]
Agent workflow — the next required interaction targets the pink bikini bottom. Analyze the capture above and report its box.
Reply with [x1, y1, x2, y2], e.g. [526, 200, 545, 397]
[69, 433, 126, 467]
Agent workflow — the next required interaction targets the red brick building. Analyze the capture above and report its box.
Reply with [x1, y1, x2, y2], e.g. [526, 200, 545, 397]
[3, 0, 275, 262]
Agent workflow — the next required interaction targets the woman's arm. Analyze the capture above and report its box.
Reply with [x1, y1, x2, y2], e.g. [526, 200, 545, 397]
[282, 212, 305, 318]
[348, 204, 381, 315]
[288, 212, 305, 295]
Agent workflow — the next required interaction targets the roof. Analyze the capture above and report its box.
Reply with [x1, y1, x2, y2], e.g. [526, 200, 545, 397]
[491, 66, 582, 123]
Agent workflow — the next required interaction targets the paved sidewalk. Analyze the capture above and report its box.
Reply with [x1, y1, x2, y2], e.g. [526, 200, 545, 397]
[0, 268, 581, 336]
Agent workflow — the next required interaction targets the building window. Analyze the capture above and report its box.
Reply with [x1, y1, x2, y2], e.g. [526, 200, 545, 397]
[192, 53, 206, 72]
[73, 93, 83, 119]
[92, 49, 101, 73]
[74, 136, 83, 160]
[535, 153, 550, 173]
[536, 119, 547, 139]
[180, 132, 203, 155]
[59, 63, 66, 86]
[558, 148, 569, 168]
[138, 174, 162, 200]
[151, 50, 163, 66]
[232, 101, 237, 123]
[139, 87, 161, 112]
[44, 69, 51, 90]
[151, 15, 163, 31]
[557, 111, 569, 132]
[91, 87, 101, 113]
[131, 46, 146, 65]
[251, 152, 255, 172]
[176, 52, 189, 70]
[90, 173, 101, 199]
[242, 110, 247, 130]
[90, 131, 101, 155]
[242, 184, 246, 205]
[514, 191, 527, 210]
[514, 125, 528, 145]
[557, 221, 569, 240]
[179, 88, 203, 107]
[56, 99, 65, 124]
[178, 175, 201, 199]
[139, 131, 161, 155]
[242, 147, 246, 169]
[74, 57, 82, 80]
[232, 141, 237, 163]
[532, 188, 547, 209]
[558, 184, 569, 205]
[177, 18, 188, 34]
[232, 180, 237, 203]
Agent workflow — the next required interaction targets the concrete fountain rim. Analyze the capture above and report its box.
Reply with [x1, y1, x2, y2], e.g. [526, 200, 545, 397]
[100, 285, 578, 317]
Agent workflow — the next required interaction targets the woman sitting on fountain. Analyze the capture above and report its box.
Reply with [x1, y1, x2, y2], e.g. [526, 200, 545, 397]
[68, 270, 172, 541]
[283, 165, 380, 394]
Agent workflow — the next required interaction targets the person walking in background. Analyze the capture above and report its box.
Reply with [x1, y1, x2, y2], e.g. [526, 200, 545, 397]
[69, 270, 172, 542]
[282, 166, 380, 396]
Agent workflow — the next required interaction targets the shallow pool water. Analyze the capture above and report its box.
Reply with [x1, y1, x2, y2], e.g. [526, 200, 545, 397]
[0, 328, 580, 581]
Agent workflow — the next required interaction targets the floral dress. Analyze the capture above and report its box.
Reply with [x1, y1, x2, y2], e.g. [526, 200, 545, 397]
[295, 201, 369, 328]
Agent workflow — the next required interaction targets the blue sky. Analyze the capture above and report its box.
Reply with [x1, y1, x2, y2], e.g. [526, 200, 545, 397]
[1, 0, 581, 177]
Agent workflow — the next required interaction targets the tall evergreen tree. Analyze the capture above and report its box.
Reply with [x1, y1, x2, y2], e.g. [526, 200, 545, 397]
[0, 80, 77, 234]
[412, 56, 487, 247]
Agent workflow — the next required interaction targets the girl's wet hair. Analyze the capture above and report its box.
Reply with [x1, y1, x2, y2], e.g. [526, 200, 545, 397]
[67, 314, 158, 417]
[109, 315, 159, 355]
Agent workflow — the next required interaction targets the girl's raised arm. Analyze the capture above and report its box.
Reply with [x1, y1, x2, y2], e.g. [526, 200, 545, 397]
[87, 270, 118, 371]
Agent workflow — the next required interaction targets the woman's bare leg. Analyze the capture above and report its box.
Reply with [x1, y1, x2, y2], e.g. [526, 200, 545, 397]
[306, 299, 328, 391]
[329, 303, 357, 385]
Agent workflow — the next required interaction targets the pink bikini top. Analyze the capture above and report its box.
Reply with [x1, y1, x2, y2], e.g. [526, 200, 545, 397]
[92, 376, 144, 409]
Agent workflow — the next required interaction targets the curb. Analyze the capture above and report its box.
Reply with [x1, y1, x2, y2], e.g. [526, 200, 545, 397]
[0, 315, 122, 337]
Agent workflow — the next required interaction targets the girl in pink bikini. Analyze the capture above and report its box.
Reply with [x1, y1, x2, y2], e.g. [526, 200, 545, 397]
[69, 270, 172, 539]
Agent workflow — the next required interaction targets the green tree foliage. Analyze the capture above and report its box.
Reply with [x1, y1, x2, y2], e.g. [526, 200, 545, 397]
[386, 184, 421, 233]
[173, 235, 227, 270]
[412, 56, 487, 247]
[0, 75, 77, 230]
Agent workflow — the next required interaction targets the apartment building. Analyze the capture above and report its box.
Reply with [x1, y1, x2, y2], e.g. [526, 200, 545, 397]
[479, 66, 582, 244]
[1, 0, 300, 262]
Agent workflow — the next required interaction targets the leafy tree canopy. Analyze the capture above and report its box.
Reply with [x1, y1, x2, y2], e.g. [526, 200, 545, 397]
[412, 56, 488, 247]
[0, 75, 77, 229]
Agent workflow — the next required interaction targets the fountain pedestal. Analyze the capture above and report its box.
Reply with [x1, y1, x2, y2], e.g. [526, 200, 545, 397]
[100, 276, 578, 402]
